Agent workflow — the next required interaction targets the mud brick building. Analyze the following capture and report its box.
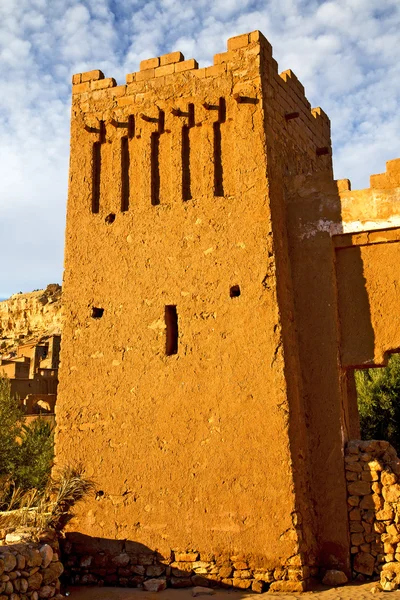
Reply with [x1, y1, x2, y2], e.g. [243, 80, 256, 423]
[55, 31, 400, 591]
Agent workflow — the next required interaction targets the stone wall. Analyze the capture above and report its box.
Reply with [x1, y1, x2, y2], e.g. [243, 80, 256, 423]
[0, 530, 63, 599]
[346, 439, 400, 577]
[61, 536, 314, 593]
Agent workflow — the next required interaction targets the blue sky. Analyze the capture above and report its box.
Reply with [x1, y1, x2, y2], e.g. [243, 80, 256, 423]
[0, 0, 399, 297]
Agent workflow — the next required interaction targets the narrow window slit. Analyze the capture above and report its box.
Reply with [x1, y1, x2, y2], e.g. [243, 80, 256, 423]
[188, 103, 195, 128]
[151, 133, 160, 206]
[218, 97, 226, 123]
[92, 142, 101, 213]
[99, 120, 106, 144]
[182, 125, 191, 201]
[121, 137, 130, 212]
[158, 110, 165, 134]
[213, 122, 224, 197]
[128, 115, 135, 139]
[165, 305, 178, 356]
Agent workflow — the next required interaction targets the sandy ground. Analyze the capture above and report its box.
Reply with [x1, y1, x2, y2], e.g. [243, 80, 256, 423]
[65, 583, 393, 600]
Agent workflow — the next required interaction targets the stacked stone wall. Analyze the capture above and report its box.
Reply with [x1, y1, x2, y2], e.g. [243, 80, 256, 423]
[62, 538, 315, 593]
[0, 530, 63, 599]
[346, 439, 400, 577]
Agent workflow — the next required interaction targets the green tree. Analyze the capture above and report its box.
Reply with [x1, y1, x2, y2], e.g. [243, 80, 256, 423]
[0, 376, 54, 492]
[13, 420, 54, 490]
[0, 377, 23, 475]
[356, 354, 400, 452]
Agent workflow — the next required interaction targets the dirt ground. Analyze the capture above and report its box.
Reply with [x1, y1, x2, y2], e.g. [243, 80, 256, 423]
[66, 582, 389, 599]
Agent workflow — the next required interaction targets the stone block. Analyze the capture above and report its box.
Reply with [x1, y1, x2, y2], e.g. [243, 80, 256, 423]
[213, 51, 235, 65]
[136, 68, 155, 82]
[72, 82, 90, 94]
[322, 570, 348, 586]
[353, 552, 375, 576]
[347, 481, 372, 496]
[91, 77, 116, 90]
[140, 57, 159, 70]
[269, 580, 306, 592]
[175, 59, 199, 73]
[205, 64, 226, 78]
[143, 578, 167, 592]
[160, 51, 184, 66]
[155, 64, 175, 77]
[227, 33, 249, 51]
[81, 69, 104, 82]
[192, 587, 215, 597]
[174, 552, 199, 562]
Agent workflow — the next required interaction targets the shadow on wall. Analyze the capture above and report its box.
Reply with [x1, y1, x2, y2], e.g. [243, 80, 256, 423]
[61, 534, 279, 592]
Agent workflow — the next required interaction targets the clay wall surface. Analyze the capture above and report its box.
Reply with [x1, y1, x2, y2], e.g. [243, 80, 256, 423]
[283, 159, 400, 570]
[335, 228, 400, 368]
[11, 376, 56, 400]
[55, 32, 313, 589]
[55, 26, 400, 589]
[0, 360, 29, 379]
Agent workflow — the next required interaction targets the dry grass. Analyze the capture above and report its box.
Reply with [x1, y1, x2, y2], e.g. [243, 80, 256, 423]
[0, 465, 95, 531]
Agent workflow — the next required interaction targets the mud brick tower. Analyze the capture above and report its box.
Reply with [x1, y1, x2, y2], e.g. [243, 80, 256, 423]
[56, 30, 400, 591]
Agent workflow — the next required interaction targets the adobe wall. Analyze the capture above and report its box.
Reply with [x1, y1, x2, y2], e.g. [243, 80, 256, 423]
[11, 377, 52, 399]
[335, 226, 400, 368]
[283, 158, 400, 569]
[56, 31, 312, 592]
[55, 27, 400, 589]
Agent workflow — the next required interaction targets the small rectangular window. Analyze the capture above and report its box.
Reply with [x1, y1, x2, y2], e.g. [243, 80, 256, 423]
[165, 305, 178, 355]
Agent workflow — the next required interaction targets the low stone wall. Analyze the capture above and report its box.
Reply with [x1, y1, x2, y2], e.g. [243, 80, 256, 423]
[62, 537, 313, 593]
[345, 439, 400, 577]
[0, 529, 64, 599]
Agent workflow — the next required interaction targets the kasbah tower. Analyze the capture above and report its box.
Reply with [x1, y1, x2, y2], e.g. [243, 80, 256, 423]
[55, 30, 400, 591]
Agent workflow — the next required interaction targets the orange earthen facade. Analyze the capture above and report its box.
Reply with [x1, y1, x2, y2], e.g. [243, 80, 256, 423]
[55, 31, 400, 591]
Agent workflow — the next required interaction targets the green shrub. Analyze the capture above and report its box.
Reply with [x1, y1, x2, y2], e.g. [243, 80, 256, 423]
[13, 420, 54, 491]
[0, 376, 54, 493]
[356, 354, 400, 452]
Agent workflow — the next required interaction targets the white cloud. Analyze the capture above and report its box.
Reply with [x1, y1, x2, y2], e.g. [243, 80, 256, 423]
[0, 0, 399, 296]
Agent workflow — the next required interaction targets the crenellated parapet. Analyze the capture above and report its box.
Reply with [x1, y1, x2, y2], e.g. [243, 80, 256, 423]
[68, 31, 332, 222]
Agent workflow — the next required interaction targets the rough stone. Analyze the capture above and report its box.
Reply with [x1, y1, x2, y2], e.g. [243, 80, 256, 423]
[143, 578, 167, 592]
[27, 572, 43, 590]
[2, 554, 17, 573]
[38, 586, 54, 598]
[322, 570, 348, 586]
[39, 546, 53, 569]
[42, 562, 63, 585]
[353, 552, 375, 576]
[347, 481, 372, 496]
[192, 587, 215, 597]
[111, 554, 130, 567]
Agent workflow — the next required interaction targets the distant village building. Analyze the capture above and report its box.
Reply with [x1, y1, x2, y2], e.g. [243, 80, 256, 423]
[0, 334, 60, 415]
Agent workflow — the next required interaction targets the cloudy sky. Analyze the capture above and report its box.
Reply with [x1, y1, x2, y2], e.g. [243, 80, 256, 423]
[0, 0, 399, 297]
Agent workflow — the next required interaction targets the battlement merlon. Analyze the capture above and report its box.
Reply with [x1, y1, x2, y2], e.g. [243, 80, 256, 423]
[70, 31, 331, 158]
